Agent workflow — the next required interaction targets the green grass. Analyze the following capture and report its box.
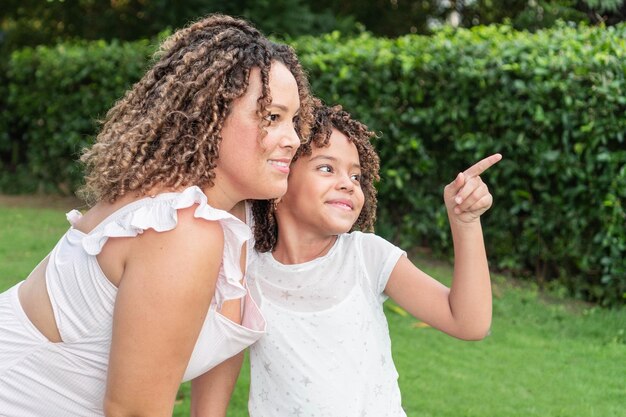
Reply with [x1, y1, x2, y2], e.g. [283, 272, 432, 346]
[1, 203, 624, 417]
[0, 206, 71, 284]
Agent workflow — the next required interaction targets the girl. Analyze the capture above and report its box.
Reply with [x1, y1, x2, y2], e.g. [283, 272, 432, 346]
[247, 103, 500, 416]
[0, 14, 313, 417]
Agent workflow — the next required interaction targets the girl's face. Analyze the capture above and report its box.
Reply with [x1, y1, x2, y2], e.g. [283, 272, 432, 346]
[212, 61, 301, 208]
[276, 129, 365, 237]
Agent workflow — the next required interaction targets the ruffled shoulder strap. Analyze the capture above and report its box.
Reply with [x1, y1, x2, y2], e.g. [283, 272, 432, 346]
[66, 186, 251, 305]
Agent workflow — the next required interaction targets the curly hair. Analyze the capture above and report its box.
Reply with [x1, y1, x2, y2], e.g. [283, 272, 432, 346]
[253, 101, 380, 252]
[79, 14, 313, 204]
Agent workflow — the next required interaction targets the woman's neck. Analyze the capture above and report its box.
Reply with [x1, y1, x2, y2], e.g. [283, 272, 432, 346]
[203, 183, 239, 211]
[229, 201, 247, 222]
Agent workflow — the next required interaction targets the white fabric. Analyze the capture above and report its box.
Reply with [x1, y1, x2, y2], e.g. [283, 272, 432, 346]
[247, 231, 407, 417]
[0, 186, 266, 417]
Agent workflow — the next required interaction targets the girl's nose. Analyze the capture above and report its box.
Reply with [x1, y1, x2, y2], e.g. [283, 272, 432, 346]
[337, 174, 354, 192]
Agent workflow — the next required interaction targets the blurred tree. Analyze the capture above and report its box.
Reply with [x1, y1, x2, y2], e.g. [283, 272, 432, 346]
[0, 0, 216, 52]
[309, 0, 437, 36]
[0, 0, 353, 53]
[452, 0, 625, 30]
[579, 0, 626, 24]
[308, 0, 625, 35]
[0, 0, 624, 52]
[460, 1, 587, 31]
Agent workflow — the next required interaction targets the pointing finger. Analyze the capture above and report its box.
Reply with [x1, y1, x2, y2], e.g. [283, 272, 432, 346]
[463, 153, 502, 178]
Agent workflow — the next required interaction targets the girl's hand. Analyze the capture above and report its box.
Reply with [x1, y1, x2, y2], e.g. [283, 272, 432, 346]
[444, 153, 502, 224]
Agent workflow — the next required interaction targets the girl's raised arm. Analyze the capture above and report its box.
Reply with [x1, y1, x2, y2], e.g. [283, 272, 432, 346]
[384, 154, 502, 341]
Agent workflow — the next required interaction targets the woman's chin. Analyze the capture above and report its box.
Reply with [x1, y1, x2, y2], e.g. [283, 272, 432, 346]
[257, 183, 288, 201]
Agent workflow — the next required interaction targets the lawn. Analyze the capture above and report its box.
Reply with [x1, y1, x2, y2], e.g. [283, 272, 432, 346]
[1, 202, 624, 417]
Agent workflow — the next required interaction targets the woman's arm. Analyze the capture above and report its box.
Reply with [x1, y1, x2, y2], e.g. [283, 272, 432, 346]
[190, 351, 245, 417]
[384, 154, 501, 341]
[190, 239, 249, 417]
[104, 206, 225, 417]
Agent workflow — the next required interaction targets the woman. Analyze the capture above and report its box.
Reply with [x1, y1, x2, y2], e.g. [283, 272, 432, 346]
[0, 14, 312, 417]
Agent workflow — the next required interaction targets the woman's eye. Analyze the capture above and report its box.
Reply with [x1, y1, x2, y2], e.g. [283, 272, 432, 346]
[266, 114, 280, 122]
[351, 174, 362, 182]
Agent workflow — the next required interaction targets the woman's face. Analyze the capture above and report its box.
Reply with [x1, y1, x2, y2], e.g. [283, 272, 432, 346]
[212, 61, 302, 209]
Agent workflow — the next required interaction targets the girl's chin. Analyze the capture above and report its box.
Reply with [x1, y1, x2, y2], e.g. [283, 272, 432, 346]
[327, 223, 355, 235]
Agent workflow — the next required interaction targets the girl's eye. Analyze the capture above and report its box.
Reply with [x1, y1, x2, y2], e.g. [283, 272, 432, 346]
[266, 114, 280, 122]
[318, 165, 332, 173]
[351, 174, 362, 182]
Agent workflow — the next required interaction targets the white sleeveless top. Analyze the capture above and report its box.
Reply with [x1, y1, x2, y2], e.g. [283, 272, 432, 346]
[247, 231, 407, 417]
[0, 186, 266, 417]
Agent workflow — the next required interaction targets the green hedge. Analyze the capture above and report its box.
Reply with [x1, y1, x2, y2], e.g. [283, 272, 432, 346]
[291, 24, 626, 306]
[1, 24, 624, 305]
[0, 39, 155, 193]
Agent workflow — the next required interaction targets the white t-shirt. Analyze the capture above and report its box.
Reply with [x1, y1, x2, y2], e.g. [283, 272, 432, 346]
[247, 231, 407, 417]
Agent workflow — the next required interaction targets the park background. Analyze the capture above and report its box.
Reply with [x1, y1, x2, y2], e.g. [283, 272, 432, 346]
[1, 1, 624, 415]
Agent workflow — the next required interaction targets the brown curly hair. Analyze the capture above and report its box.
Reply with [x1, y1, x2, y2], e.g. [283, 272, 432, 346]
[79, 14, 313, 204]
[252, 101, 380, 252]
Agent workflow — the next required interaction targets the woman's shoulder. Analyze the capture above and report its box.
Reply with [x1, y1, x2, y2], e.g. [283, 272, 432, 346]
[128, 205, 225, 270]
[72, 186, 250, 256]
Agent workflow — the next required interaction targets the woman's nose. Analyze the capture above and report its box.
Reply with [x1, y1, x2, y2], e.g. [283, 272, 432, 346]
[281, 124, 300, 149]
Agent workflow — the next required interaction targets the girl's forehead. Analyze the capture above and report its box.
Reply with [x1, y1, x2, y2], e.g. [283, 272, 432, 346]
[329, 127, 348, 142]
[308, 132, 360, 163]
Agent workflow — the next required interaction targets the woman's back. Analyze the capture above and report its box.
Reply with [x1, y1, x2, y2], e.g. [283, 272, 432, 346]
[0, 186, 265, 416]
